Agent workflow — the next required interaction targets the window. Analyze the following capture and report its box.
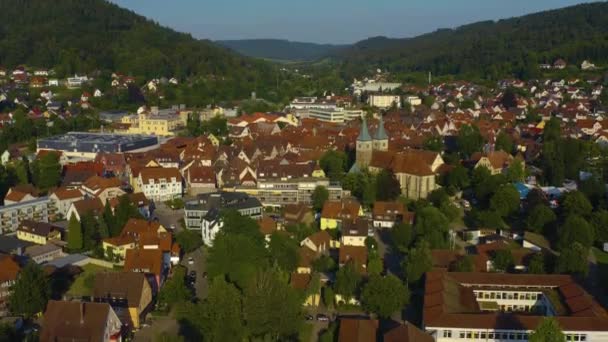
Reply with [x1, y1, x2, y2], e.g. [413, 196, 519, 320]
[442, 330, 452, 338]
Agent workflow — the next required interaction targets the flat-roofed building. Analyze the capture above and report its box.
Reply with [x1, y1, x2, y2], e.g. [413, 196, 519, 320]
[227, 177, 345, 208]
[423, 271, 608, 342]
[308, 108, 364, 123]
[0, 197, 50, 234]
[37, 132, 159, 159]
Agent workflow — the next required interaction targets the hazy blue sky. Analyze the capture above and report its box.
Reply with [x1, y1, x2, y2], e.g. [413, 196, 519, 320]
[111, 0, 595, 44]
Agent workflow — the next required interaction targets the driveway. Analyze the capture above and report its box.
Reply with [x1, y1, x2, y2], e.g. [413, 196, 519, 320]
[153, 202, 184, 231]
[182, 246, 208, 300]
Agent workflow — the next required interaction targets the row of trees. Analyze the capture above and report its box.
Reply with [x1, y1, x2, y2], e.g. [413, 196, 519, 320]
[67, 195, 143, 256]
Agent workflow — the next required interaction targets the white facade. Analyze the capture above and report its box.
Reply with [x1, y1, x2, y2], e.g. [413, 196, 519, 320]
[308, 108, 364, 123]
[138, 176, 183, 202]
[367, 94, 401, 109]
[202, 217, 222, 246]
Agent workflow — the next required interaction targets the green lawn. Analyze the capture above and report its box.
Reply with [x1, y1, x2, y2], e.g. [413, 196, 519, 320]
[299, 323, 313, 342]
[67, 264, 115, 297]
[592, 247, 608, 264]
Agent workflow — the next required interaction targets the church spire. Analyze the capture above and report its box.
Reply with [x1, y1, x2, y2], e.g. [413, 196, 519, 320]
[357, 117, 372, 142]
[374, 114, 388, 141]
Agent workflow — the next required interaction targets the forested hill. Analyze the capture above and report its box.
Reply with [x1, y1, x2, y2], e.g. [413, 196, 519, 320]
[217, 39, 345, 61]
[333, 2, 608, 79]
[0, 0, 275, 81]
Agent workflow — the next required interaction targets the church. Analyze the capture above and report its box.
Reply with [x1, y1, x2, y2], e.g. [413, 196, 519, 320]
[353, 115, 444, 200]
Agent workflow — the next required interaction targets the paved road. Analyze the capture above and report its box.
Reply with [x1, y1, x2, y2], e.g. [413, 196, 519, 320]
[183, 246, 208, 300]
[153, 202, 184, 231]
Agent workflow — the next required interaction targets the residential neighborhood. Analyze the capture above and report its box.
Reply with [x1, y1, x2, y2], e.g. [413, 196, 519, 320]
[1, 1, 608, 341]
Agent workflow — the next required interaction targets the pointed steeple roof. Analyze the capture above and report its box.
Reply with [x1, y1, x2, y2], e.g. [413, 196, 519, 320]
[357, 117, 372, 142]
[374, 114, 388, 141]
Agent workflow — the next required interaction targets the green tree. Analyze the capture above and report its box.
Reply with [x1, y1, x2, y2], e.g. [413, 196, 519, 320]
[114, 195, 142, 229]
[495, 131, 513, 153]
[423, 135, 444, 152]
[200, 277, 246, 342]
[506, 159, 525, 182]
[322, 286, 335, 309]
[268, 232, 299, 273]
[175, 229, 203, 254]
[558, 215, 594, 250]
[67, 214, 83, 251]
[491, 249, 514, 272]
[556, 242, 589, 276]
[404, 242, 432, 283]
[32, 152, 61, 191]
[526, 204, 556, 234]
[562, 191, 593, 217]
[320, 150, 348, 182]
[489, 184, 520, 217]
[334, 262, 362, 303]
[80, 212, 99, 251]
[415, 207, 450, 248]
[451, 256, 474, 272]
[590, 209, 608, 244]
[158, 266, 191, 308]
[313, 255, 337, 273]
[457, 124, 484, 158]
[361, 274, 409, 318]
[390, 222, 413, 253]
[243, 270, 303, 340]
[207, 227, 268, 289]
[367, 251, 383, 276]
[445, 164, 470, 190]
[501, 88, 518, 109]
[312, 186, 329, 212]
[528, 254, 545, 274]
[375, 169, 401, 201]
[103, 201, 118, 237]
[529, 317, 566, 342]
[9, 261, 48, 318]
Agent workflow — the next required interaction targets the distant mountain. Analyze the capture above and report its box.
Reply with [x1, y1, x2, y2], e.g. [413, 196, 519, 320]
[0, 0, 276, 87]
[333, 2, 608, 78]
[217, 39, 346, 61]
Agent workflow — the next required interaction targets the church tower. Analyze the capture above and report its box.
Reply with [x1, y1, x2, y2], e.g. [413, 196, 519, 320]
[356, 117, 373, 169]
[373, 114, 389, 151]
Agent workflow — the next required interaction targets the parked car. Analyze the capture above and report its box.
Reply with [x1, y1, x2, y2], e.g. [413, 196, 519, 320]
[305, 315, 314, 321]
[189, 270, 196, 278]
[188, 257, 194, 265]
[316, 314, 330, 322]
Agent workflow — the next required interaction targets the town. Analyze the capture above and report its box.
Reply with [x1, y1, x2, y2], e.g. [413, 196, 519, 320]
[2, 1, 608, 342]
[1, 53, 608, 342]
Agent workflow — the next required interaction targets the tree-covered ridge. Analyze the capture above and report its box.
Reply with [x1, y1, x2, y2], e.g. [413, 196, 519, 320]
[0, 0, 273, 80]
[334, 2, 608, 79]
[217, 39, 346, 61]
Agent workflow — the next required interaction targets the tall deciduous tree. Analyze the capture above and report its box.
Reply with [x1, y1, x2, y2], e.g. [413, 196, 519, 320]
[158, 266, 191, 308]
[361, 274, 409, 318]
[495, 131, 513, 153]
[489, 184, 520, 218]
[556, 242, 589, 276]
[199, 277, 246, 342]
[529, 317, 566, 342]
[67, 214, 83, 251]
[404, 242, 432, 284]
[9, 261, 48, 318]
[311, 185, 329, 212]
[558, 215, 594, 250]
[390, 222, 413, 253]
[456, 124, 484, 158]
[243, 270, 303, 340]
[375, 169, 401, 201]
[32, 152, 61, 191]
[525, 204, 556, 234]
[320, 150, 348, 182]
[415, 207, 450, 249]
[334, 262, 361, 303]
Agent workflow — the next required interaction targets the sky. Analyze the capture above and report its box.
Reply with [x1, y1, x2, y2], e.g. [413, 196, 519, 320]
[111, 0, 596, 44]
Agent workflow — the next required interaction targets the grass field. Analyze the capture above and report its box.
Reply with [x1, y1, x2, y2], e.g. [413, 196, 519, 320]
[67, 264, 115, 297]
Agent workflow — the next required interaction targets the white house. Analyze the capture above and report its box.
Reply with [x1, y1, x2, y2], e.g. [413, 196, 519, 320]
[49, 188, 84, 219]
[137, 167, 183, 202]
[367, 94, 401, 109]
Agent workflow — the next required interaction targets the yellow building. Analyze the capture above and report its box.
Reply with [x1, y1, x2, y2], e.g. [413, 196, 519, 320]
[320, 200, 363, 230]
[17, 221, 61, 245]
[290, 273, 321, 307]
[121, 109, 182, 137]
[93, 272, 153, 328]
